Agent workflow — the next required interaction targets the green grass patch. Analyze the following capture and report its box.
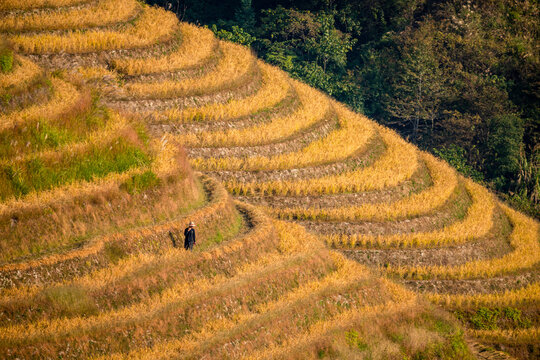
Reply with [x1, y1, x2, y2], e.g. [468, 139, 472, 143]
[345, 329, 369, 351]
[0, 137, 151, 200]
[410, 311, 474, 360]
[2, 175, 205, 265]
[1, 92, 12, 107]
[134, 121, 151, 146]
[198, 210, 244, 251]
[121, 170, 161, 194]
[455, 306, 533, 330]
[0, 48, 13, 74]
[470, 307, 500, 330]
[0, 93, 110, 158]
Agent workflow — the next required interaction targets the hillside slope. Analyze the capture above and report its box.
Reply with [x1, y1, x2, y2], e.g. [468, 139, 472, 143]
[0, 53, 468, 360]
[0, 1, 538, 359]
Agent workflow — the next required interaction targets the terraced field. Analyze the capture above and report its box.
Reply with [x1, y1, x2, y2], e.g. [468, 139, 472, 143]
[0, 1, 538, 359]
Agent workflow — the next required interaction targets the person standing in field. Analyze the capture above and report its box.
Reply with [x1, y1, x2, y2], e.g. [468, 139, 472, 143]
[184, 221, 196, 250]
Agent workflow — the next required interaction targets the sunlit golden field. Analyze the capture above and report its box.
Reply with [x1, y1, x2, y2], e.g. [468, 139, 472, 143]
[0, 1, 538, 359]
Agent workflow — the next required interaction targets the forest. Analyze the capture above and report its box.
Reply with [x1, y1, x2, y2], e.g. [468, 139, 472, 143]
[146, 0, 539, 217]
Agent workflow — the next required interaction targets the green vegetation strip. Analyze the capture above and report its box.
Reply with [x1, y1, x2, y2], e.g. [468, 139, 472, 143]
[0, 47, 13, 74]
[456, 306, 535, 331]
[0, 93, 109, 158]
[0, 138, 150, 200]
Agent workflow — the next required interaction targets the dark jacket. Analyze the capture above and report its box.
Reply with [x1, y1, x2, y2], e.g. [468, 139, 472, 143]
[184, 227, 196, 249]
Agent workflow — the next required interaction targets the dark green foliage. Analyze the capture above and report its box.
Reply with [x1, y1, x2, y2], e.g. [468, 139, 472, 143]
[486, 114, 524, 183]
[433, 145, 484, 182]
[503, 307, 532, 329]
[383, 33, 446, 142]
[1, 92, 12, 108]
[470, 307, 501, 330]
[254, 7, 358, 107]
[235, 0, 256, 31]
[504, 191, 540, 219]
[210, 24, 256, 46]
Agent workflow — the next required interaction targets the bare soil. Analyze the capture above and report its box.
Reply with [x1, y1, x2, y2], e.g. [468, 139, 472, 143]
[124, 55, 219, 83]
[109, 58, 260, 101]
[341, 236, 512, 268]
[338, 204, 517, 276]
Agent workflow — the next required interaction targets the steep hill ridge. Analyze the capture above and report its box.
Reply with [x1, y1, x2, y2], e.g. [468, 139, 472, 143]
[0, 1, 538, 359]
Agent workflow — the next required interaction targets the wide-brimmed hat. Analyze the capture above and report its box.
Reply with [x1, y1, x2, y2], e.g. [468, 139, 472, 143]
[189, 221, 195, 227]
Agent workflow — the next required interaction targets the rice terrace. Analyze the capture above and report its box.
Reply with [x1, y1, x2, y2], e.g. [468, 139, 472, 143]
[0, 0, 538, 359]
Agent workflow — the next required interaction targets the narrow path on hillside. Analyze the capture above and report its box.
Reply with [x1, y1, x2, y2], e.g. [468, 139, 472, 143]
[467, 339, 516, 360]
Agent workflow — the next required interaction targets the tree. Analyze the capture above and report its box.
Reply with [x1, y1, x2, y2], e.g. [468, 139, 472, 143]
[385, 32, 446, 142]
[255, 7, 356, 101]
[485, 114, 524, 186]
[304, 13, 355, 72]
[235, 0, 256, 32]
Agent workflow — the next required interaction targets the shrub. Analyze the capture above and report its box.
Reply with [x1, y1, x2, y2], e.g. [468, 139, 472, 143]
[210, 24, 256, 46]
[503, 307, 532, 329]
[486, 114, 524, 183]
[470, 307, 500, 330]
[433, 144, 483, 182]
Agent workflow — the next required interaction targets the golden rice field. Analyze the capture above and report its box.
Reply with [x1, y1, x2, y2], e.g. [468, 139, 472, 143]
[0, 0, 88, 11]
[0, 0, 140, 32]
[0, 1, 538, 359]
[109, 23, 218, 76]
[119, 41, 257, 100]
[160, 61, 291, 123]
[9, 5, 178, 54]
